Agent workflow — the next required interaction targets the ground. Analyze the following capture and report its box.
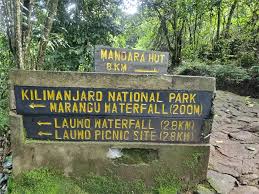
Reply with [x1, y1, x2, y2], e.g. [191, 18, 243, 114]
[208, 91, 259, 193]
[1, 90, 259, 193]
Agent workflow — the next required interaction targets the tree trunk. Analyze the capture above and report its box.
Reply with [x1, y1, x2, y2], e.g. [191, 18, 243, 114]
[216, 0, 222, 41]
[175, 20, 185, 64]
[2, 0, 15, 55]
[14, 0, 24, 69]
[22, 0, 34, 69]
[36, 0, 59, 69]
[193, 12, 198, 48]
[224, 0, 238, 37]
[153, 5, 174, 53]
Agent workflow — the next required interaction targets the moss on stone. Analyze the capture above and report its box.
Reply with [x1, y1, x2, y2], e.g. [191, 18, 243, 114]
[184, 152, 204, 170]
[8, 168, 191, 194]
[8, 168, 150, 194]
[8, 168, 86, 194]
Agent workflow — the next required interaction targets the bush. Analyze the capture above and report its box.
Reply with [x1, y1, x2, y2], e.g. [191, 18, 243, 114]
[209, 63, 251, 82]
[175, 60, 211, 76]
[175, 60, 259, 98]
[238, 52, 257, 68]
[176, 60, 251, 83]
[0, 35, 15, 135]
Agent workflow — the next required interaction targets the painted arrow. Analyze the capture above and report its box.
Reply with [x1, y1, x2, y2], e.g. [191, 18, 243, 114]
[29, 103, 46, 109]
[134, 68, 159, 73]
[38, 131, 52, 136]
[37, 121, 52, 126]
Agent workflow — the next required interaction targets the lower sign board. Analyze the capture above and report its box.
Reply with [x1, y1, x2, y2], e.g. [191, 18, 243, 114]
[23, 116, 206, 143]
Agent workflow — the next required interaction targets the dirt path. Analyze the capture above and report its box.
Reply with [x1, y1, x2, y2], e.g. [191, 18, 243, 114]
[208, 91, 259, 193]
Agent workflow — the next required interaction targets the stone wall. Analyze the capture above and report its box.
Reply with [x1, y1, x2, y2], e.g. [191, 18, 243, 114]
[9, 70, 215, 186]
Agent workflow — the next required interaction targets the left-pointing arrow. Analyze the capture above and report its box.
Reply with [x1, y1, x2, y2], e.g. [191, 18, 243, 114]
[29, 103, 46, 109]
[38, 131, 52, 136]
[37, 121, 52, 126]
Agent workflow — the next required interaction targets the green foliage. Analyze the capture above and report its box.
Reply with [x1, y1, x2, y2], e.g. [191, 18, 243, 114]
[157, 187, 178, 194]
[8, 168, 86, 194]
[8, 168, 192, 194]
[134, 19, 159, 50]
[42, 0, 123, 71]
[153, 171, 181, 194]
[8, 168, 150, 194]
[0, 35, 14, 135]
[210, 63, 251, 82]
[176, 60, 251, 83]
[250, 65, 259, 78]
[184, 152, 203, 170]
[238, 52, 257, 68]
[79, 174, 148, 194]
[0, 110, 8, 136]
[114, 0, 259, 72]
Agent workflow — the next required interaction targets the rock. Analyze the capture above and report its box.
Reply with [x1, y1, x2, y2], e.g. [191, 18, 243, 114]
[249, 122, 259, 133]
[214, 141, 250, 159]
[228, 131, 259, 143]
[0, 174, 8, 185]
[239, 173, 259, 186]
[236, 116, 258, 123]
[207, 170, 237, 194]
[2, 169, 11, 174]
[239, 159, 258, 175]
[208, 160, 240, 178]
[245, 146, 256, 151]
[196, 184, 215, 194]
[229, 186, 259, 194]
[225, 118, 232, 124]
[3, 161, 12, 169]
[3, 156, 12, 169]
[1, 184, 7, 193]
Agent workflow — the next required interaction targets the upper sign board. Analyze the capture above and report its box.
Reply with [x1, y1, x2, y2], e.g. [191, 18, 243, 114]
[14, 86, 213, 118]
[95, 45, 169, 74]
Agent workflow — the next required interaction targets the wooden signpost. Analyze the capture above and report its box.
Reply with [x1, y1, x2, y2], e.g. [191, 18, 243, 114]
[9, 46, 215, 186]
[95, 45, 169, 74]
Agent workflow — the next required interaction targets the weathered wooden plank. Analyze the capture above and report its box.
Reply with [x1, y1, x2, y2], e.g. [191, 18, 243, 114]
[15, 86, 213, 118]
[23, 115, 207, 143]
[94, 45, 169, 74]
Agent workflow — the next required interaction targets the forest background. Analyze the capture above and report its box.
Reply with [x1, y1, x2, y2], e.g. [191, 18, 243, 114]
[0, 0, 258, 136]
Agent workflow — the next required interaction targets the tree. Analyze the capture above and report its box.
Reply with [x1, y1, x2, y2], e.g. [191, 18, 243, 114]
[36, 0, 59, 69]
[224, 0, 238, 38]
[1, 0, 60, 70]
[44, 0, 123, 71]
[139, 0, 189, 67]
